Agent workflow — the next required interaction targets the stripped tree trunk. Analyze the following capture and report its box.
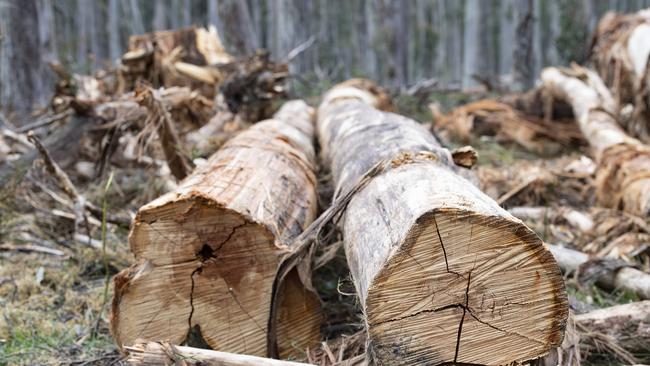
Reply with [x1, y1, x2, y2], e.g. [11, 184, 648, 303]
[591, 9, 650, 141]
[111, 101, 321, 358]
[317, 81, 568, 365]
[541, 65, 650, 215]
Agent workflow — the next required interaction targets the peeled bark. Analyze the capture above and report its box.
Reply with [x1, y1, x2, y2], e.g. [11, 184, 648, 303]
[591, 9, 650, 141]
[111, 100, 321, 357]
[126, 341, 314, 366]
[317, 81, 568, 365]
[541, 65, 650, 215]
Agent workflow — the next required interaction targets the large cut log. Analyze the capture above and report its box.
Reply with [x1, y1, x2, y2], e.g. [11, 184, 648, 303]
[575, 301, 650, 355]
[111, 100, 321, 358]
[126, 342, 314, 366]
[591, 9, 650, 141]
[541, 65, 650, 215]
[317, 81, 568, 365]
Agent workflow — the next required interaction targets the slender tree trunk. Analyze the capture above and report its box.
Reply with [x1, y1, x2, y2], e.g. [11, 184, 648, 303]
[0, 0, 51, 115]
[513, 0, 534, 91]
[107, 0, 121, 61]
[207, 0, 219, 28]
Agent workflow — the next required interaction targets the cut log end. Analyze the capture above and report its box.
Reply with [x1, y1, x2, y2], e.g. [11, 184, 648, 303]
[111, 100, 321, 358]
[275, 269, 322, 359]
[365, 208, 568, 365]
[112, 199, 280, 355]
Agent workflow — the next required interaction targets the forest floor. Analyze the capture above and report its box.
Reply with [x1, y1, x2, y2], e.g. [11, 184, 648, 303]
[0, 90, 647, 365]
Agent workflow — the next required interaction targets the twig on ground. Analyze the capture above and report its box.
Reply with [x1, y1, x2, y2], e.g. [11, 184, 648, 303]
[0, 243, 66, 257]
[17, 109, 74, 133]
[27, 130, 89, 238]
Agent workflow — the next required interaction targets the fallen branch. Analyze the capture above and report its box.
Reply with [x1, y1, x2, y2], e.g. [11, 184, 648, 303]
[125, 341, 314, 366]
[508, 206, 594, 233]
[17, 109, 74, 133]
[0, 243, 66, 257]
[27, 131, 87, 235]
[545, 243, 650, 299]
[135, 86, 193, 181]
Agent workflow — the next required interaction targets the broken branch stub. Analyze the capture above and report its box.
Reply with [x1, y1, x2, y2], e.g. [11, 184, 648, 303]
[110, 100, 321, 357]
[317, 81, 568, 365]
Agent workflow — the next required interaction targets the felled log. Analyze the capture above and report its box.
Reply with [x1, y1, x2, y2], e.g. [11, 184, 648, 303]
[574, 301, 650, 354]
[111, 100, 321, 357]
[541, 65, 650, 216]
[125, 342, 314, 366]
[591, 9, 650, 141]
[545, 244, 650, 299]
[317, 81, 568, 365]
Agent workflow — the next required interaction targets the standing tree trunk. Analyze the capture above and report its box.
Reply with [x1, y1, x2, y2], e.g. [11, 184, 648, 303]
[111, 101, 321, 358]
[541, 64, 650, 215]
[107, 0, 122, 61]
[0, 0, 53, 116]
[212, 0, 259, 56]
[513, 0, 535, 91]
[317, 80, 568, 365]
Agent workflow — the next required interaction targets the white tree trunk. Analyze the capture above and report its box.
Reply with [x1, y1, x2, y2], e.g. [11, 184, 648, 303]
[317, 81, 568, 365]
[541, 65, 650, 215]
